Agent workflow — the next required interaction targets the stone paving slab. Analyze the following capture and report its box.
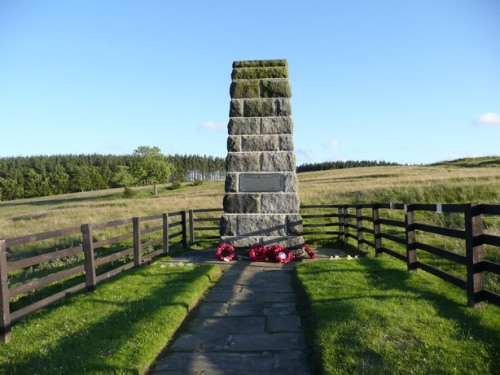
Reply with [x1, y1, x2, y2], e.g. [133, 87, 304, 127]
[149, 261, 313, 374]
[151, 351, 310, 374]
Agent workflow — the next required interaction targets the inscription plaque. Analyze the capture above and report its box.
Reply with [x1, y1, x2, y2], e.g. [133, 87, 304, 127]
[239, 173, 284, 192]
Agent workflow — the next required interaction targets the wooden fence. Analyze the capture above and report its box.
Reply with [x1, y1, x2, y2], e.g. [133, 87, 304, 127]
[1, 203, 499, 343]
[0, 210, 189, 343]
[324, 203, 499, 308]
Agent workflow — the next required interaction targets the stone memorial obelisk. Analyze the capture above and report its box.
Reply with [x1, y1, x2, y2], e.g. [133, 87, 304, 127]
[220, 59, 304, 249]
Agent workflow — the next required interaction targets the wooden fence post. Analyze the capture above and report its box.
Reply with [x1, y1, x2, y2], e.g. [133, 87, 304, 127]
[405, 204, 417, 270]
[81, 224, 97, 291]
[181, 211, 188, 249]
[133, 217, 142, 267]
[162, 213, 170, 255]
[0, 240, 11, 343]
[372, 205, 382, 257]
[189, 209, 195, 244]
[465, 204, 484, 307]
[356, 205, 363, 252]
[337, 205, 344, 242]
[343, 205, 349, 241]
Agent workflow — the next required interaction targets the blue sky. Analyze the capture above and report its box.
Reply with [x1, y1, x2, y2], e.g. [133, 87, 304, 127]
[1, 0, 499, 165]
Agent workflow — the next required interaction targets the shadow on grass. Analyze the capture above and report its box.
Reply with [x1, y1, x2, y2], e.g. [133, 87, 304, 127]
[2, 265, 214, 374]
[294, 254, 500, 374]
[0, 193, 120, 209]
[358, 257, 500, 350]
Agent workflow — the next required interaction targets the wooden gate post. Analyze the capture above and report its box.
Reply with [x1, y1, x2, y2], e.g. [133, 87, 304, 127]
[133, 217, 142, 267]
[162, 213, 170, 255]
[405, 204, 417, 270]
[0, 240, 11, 343]
[372, 205, 382, 257]
[81, 224, 97, 291]
[465, 204, 484, 306]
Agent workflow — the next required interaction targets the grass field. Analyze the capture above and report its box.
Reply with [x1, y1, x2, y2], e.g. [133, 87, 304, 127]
[1, 160, 499, 239]
[295, 256, 500, 375]
[0, 157, 499, 374]
[0, 260, 221, 374]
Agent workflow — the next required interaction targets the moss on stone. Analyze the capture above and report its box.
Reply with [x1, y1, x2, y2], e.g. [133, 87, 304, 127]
[259, 80, 291, 98]
[230, 81, 260, 98]
[240, 98, 292, 117]
[243, 99, 274, 117]
[231, 67, 288, 80]
[233, 60, 287, 68]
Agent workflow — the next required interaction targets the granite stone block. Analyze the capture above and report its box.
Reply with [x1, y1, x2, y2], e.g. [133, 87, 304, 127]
[261, 193, 300, 214]
[261, 152, 295, 172]
[260, 117, 293, 134]
[228, 117, 260, 135]
[241, 135, 279, 152]
[227, 136, 241, 152]
[226, 153, 260, 172]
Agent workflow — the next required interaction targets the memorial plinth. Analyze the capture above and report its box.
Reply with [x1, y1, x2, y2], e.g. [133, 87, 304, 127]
[220, 59, 304, 249]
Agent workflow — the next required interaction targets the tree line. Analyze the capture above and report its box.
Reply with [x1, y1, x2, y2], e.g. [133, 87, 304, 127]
[0, 148, 225, 201]
[296, 160, 400, 173]
[0, 147, 401, 201]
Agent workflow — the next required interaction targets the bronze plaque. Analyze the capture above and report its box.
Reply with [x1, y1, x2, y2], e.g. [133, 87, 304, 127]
[239, 173, 284, 192]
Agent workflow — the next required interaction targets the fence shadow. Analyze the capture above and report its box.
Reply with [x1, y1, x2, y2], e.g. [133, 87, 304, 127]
[358, 257, 500, 357]
[0, 265, 211, 374]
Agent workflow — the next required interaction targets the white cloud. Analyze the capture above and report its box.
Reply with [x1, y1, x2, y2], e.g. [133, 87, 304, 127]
[199, 121, 226, 131]
[475, 112, 500, 126]
[330, 139, 340, 148]
[322, 138, 340, 149]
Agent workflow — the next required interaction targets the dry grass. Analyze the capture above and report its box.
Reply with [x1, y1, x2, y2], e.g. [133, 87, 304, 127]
[1, 165, 499, 239]
[299, 165, 500, 205]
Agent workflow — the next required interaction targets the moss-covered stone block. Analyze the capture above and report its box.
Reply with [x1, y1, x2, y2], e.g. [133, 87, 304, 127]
[231, 67, 288, 80]
[230, 81, 260, 98]
[260, 79, 291, 98]
[242, 98, 291, 117]
[232, 60, 287, 68]
[243, 99, 274, 117]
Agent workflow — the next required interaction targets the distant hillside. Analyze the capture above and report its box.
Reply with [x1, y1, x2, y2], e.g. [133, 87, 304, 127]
[296, 160, 401, 173]
[430, 156, 500, 168]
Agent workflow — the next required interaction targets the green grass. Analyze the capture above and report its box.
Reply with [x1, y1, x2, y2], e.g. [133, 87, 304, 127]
[0, 260, 221, 375]
[294, 257, 500, 375]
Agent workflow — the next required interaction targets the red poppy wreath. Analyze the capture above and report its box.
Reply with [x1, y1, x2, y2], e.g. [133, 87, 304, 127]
[215, 243, 235, 262]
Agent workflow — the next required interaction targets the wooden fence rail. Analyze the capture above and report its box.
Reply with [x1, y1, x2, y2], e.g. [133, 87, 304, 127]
[337, 203, 500, 308]
[1, 202, 499, 343]
[0, 210, 187, 343]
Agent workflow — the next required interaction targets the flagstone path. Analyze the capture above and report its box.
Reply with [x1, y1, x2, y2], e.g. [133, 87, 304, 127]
[149, 248, 344, 375]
